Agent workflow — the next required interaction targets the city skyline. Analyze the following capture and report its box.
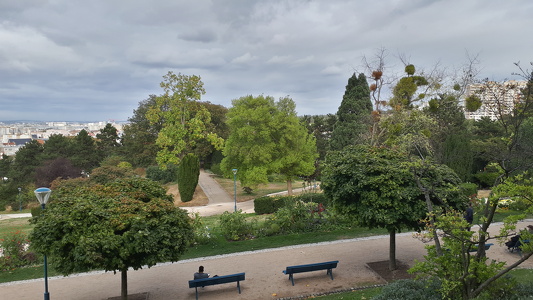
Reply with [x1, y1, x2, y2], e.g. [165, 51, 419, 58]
[1, 0, 532, 122]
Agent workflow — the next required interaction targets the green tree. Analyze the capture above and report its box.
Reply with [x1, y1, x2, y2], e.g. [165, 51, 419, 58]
[120, 95, 161, 167]
[40, 134, 74, 162]
[272, 97, 318, 194]
[178, 153, 200, 202]
[322, 145, 462, 270]
[96, 123, 121, 157]
[10, 139, 44, 184]
[70, 129, 100, 171]
[29, 177, 192, 300]
[146, 71, 223, 167]
[221, 95, 317, 193]
[329, 73, 372, 150]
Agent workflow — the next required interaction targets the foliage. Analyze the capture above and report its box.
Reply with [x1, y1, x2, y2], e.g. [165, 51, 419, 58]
[70, 129, 101, 171]
[189, 212, 212, 245]
[34, 157, 81, 187]
[96, 123, 121, 157]
[146, 71, 223, 167]
[221, 95, 317, 193]
[253, 196, 287, 215]
[145, 164, 178, 183]
[177, 153, 200, 202]
[409, 210, 533, 299]
[465, 95, 482, 112]
[459, 182, 479, 198]
[329, 73, 372, 151]
[29, 177, 193, 298]
[218, 210, 255, 241]
[88, 164, 135, 184]
[120, 95, 161, 167]
[322, 145, 427, 233]
[0, 230, 37, 271]
[372, 279, 442, 300]
[264, 200, 326, 235]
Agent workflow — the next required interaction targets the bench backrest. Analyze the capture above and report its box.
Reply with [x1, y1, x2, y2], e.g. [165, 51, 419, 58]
[285, 261, 338, 274]
[189, 273, 245, 288]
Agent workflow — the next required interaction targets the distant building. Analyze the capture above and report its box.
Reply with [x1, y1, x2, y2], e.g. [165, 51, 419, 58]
[464, 80, 527, 121]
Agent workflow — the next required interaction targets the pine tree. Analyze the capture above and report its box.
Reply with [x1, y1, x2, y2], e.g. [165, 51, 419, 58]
[329, 73, 372, 151]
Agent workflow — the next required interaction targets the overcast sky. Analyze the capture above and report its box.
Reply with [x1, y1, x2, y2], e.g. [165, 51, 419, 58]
[1, 0, 531, 122]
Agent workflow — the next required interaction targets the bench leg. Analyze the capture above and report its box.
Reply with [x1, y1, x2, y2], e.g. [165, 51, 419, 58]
[195, 287, 199, 300]
[289, 274, 295, 286]
[327, 268, 334, 280]
[237, 280, 241, 294]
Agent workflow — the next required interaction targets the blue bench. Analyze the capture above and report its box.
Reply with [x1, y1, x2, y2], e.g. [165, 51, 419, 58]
[282, 260, 339, 286]
[188, 273, 245, 300]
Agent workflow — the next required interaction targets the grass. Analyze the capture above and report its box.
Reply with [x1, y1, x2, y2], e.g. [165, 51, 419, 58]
[182, 225, 389, 260]
[0, 264, 62, 283]
[311, 286, 383, 299]
[0, 217, 33, 236]
[213, 175, 305, 202]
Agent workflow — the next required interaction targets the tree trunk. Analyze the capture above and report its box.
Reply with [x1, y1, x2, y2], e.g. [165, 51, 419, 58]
[287, 179, 293, 196]
[389, 229, 397, 271]
[121, 269, 128, 300]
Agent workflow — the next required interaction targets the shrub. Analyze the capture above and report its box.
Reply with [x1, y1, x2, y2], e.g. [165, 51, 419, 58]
[372, 279, 441, 300]
[189, 212, 212, 245]
[459, 182, 478, 198]
[209, 163, 223, 176]
[254, 196, 288, 214]
[295, 192, 329, 206]
[146, 164, 178, 183]
[218, 210, 255, 241]
[265, 200, 320, 234]
[0, 231, 38, 271]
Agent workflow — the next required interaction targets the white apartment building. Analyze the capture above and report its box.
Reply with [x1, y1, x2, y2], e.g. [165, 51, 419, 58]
[464, 80, 527, 121]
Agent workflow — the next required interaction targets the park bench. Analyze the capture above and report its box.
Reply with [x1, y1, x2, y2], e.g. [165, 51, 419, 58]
[188, 272, 245, 300]
[282, 260, 339, 286]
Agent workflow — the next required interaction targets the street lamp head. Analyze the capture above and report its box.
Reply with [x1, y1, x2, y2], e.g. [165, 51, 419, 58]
[34, 187, 52, 205]
[232, 169, 237, 175]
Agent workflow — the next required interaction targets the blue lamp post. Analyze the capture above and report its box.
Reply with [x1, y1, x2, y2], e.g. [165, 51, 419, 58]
[34, 187, 52, 300]
[232, 169, 237, 212]
[18, 187, 22, 211]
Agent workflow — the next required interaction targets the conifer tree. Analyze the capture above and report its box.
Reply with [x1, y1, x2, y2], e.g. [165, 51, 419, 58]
[178, 153, 200, 202]
[329, 73, 372, 151]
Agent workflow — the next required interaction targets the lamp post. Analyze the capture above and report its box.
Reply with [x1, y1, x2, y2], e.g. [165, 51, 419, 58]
[18, 187, 22, 211]
[232, 169, 237, 212]
[34, 187, 52, 300]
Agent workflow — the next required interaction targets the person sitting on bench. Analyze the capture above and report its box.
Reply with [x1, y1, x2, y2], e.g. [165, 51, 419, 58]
[194, 266, 210, 280]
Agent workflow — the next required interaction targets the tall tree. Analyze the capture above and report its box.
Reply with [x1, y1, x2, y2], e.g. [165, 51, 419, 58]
[146, 71, 223, 167]
[70, 129, 100, 172]
[272, 97, 318, 194]
[96, 123, 121, 157]
[30, 177, 193, 300]
[221, 95, 317, 193]
[329, 73, 372, 150]
[121, 95, 161, 168]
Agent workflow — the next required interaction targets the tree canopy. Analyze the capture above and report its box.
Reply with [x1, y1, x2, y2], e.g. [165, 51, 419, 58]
[30, 177, 193, 300]
[221, 95, 317, 193]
